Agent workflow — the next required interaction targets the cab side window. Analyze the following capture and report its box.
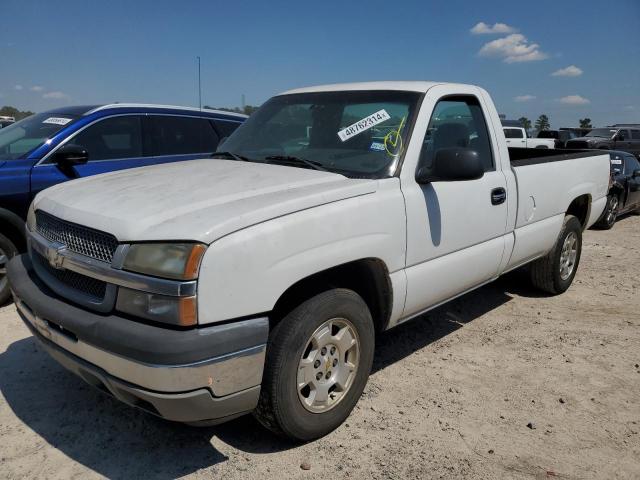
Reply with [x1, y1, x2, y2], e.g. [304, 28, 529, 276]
[420, 96, 494, 172]
[150, 116, 219, 156]
[72, 115, 143, 161]
[213, 119, 243, 139]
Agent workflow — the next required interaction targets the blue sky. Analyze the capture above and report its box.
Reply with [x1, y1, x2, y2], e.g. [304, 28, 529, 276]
[1, 0, 638, 128]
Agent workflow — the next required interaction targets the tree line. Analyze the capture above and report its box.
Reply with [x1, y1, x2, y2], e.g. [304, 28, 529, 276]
[204, 105, 260, 115]
[0, 106, 34, 121]
[517, 115, 593, 132]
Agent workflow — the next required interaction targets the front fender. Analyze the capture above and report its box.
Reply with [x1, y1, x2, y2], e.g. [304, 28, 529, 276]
[197, 180, 406, 324]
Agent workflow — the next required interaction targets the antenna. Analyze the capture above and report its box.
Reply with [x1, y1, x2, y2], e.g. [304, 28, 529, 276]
[197, 56, 202, 111]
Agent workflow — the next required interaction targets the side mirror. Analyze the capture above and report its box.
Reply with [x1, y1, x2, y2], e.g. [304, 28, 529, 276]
[615, 133, 625, 141]
[416, 148, 484, 184]
[633, 169, 640, 178]
[53, 143, 89, 167]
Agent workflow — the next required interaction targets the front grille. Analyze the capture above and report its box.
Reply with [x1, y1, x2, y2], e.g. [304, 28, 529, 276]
[35, 210, 119, 263]
[33, 251, 107, 301]
[566, 141, 589, 149]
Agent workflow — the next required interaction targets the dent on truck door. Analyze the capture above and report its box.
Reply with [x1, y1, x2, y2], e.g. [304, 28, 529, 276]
[401, 95, 509, 319]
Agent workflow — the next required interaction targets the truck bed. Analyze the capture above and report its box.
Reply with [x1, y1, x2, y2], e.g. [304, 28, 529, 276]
[508, 147, 605, 167]
[505, 147, 610, 271]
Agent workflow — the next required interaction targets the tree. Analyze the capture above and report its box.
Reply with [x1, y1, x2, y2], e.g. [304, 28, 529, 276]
[205, 105, 260, 116]
[518, 117, 532, 131]
[579, 118, 592, 129]
[535, 114, 550, 131]
[0, 105, 34, 121]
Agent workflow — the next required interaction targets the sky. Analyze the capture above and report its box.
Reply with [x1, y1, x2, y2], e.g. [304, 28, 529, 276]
[1, 0, 639, 128]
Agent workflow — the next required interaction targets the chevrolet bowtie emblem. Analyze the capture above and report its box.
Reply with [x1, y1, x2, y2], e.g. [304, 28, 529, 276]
[46, 244, 67, 270]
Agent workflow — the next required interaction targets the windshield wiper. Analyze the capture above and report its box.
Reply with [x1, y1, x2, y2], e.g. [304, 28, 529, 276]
[264, 155, 328, 172]
[211, 151, 254, 162]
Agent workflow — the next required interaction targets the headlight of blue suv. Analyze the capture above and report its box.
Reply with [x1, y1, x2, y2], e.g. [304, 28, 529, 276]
[122, 243, 206, 280]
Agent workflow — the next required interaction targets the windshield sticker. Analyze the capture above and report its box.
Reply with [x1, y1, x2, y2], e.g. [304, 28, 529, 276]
[383, 117, 406, 157]
[369, 142, 385, 152]
[611, 159, 623, 165]
[43, 117, 72, 125]
[337, 109, 390, 142]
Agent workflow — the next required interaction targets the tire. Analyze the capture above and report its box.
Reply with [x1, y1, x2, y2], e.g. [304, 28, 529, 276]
[254, 289, 375, 441]
[0, 232, 18, 305]
[595, 194, 619, 229]
[529, 215, 582, 295]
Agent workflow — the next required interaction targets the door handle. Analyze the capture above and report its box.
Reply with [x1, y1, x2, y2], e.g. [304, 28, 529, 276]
[491, 187, 506, 205]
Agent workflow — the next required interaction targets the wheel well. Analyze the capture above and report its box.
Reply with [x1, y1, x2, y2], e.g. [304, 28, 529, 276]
[0, 216, 26, 252]
[271, 258, 393, 333]
[566, 194, 591, 229]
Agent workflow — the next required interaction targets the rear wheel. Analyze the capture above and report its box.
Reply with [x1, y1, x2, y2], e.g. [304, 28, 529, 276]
[595, 194, 619, 229]
[254, 289, 374, 441]
[529, 215, 582, 295]
[0, 233, 18, 305]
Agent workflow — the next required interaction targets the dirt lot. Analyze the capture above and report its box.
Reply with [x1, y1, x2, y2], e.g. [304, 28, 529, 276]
[1, 215, 639, 480]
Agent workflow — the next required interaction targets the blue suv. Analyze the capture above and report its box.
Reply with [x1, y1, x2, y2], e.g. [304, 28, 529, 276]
[0, 104, 246, 302]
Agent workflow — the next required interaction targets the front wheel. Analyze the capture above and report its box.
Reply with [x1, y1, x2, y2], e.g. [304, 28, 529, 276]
[595, 194, 619, 229]
[254, 289, 375, 441]
[529, 215, 582, 295]
[0, 233, 18, 305]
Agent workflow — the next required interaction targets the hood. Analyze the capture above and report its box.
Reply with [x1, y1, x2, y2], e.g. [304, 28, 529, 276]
[34, 159, 378, 243]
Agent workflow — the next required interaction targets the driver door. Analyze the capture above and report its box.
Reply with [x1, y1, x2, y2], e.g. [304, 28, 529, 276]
[400, 90, 509, 319]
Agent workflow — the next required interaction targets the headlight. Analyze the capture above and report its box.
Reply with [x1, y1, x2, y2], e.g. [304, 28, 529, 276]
[123, 243, 206, 280]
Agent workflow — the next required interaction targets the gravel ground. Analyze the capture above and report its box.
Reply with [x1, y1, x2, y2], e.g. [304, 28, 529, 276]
[1, 215, 639, 480]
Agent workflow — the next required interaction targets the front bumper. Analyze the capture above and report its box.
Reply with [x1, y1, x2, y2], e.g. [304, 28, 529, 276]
[7, 254, 269, 424]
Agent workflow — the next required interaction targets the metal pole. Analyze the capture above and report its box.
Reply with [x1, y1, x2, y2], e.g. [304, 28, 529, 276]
[197, 56, 202, 111]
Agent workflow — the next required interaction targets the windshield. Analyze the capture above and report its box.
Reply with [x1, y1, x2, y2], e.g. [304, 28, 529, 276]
[586, 128, 616, 138]
[219, 90, 422, 178]
[0, 113, 77, 160]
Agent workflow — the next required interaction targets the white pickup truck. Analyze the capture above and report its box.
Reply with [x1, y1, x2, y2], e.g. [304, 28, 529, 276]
[8, 81, 609, 441]
[503, 126, 556, 149]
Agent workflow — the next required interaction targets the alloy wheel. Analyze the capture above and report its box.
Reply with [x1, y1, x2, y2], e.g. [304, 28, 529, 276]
[297, 318, 360, 413]
[559, 231, 578, 280]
